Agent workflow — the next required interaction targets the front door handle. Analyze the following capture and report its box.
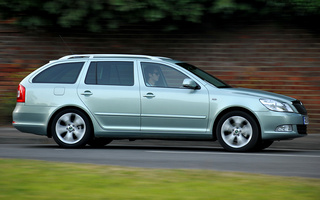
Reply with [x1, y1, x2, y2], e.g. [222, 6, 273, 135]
[81, 90, 93, 96]
[143, 92, 155, 98]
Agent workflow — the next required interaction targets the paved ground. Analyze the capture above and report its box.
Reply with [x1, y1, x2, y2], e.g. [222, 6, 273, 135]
[1, 127, 320, 178]
[1, 127, 319, 150]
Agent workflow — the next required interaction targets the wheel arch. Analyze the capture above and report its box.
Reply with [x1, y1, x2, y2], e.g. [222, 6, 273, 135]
[47, 106, 94, 138]
[212, 107, 261, 140]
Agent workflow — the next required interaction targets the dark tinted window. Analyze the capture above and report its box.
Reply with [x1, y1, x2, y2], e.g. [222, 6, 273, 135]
[33, 62, 84, 84]
[85, 61, 134, 86]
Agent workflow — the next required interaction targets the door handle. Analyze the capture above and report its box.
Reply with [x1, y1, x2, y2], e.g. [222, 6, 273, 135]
[81, 90, 93, 96]
[143, 92, 155, 98]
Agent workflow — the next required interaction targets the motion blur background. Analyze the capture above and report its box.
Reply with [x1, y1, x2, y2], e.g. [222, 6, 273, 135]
[0, 0, 319, 133]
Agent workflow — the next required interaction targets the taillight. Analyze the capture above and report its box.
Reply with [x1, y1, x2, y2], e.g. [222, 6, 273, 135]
[17, 84, 26, 103]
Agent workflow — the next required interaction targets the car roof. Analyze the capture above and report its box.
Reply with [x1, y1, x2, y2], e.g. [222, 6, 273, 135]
[57, 54, 175, 61]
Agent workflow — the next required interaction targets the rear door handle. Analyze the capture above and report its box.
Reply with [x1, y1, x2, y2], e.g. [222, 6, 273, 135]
[81, 90, 93, 96]
[143, 92, 155, 98]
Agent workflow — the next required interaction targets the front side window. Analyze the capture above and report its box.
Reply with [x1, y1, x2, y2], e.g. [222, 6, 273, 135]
[141, 62, 189, 88]
[85, 61, 134, 86]
[177, 63, 231, 88]
[33, 62, 84, 84]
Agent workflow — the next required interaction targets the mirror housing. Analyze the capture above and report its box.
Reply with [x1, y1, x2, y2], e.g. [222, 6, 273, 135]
[182, 78, 200, 89]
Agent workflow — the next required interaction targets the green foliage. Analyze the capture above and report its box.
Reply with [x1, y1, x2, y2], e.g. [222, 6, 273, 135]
[0, 0, 319, 32]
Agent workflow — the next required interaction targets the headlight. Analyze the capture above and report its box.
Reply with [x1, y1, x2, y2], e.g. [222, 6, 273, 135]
[260, 99, 294, 112]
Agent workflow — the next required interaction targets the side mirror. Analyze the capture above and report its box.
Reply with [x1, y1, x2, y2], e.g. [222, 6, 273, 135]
[182, 78, 200, 89]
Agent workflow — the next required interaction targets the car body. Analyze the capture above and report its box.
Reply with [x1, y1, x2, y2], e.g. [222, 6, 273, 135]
[12, 54, 308, 151]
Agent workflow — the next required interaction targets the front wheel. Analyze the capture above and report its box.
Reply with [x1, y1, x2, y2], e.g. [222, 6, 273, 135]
[51, 109, 92, 148]
[216, 111, 259, 152]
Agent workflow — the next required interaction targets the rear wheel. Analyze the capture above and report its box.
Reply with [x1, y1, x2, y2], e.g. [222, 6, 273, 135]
[51, 109, 92, 148]
[216, 111, 259, 152]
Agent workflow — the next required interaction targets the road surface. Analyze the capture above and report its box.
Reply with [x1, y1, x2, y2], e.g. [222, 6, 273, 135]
[1, 128, 319, 178]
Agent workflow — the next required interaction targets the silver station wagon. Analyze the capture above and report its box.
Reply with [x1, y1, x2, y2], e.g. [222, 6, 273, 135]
[12, 54, 308, 151]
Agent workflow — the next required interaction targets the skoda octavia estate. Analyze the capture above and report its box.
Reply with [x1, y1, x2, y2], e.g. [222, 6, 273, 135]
[12, 54, 308, 151]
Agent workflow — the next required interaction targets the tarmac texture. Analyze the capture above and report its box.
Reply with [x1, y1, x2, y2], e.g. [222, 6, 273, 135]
[1, 127, 319, 150]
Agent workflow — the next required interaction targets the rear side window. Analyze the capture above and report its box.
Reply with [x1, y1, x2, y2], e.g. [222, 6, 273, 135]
[85, 61, 134, 86]
[33, 62, 84, 84]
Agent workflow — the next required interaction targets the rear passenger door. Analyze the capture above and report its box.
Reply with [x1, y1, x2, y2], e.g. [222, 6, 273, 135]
[78, 60, 140, 131]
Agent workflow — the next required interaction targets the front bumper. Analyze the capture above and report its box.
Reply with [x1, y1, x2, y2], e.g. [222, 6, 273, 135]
[257, 111, 308, 140]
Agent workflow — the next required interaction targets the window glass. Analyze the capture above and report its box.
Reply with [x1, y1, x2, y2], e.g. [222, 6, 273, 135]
[33, 62, 84, 84]
[177, 63, 231, 88]
[141, 62, 189, 88]
[85, 61, 134, 86]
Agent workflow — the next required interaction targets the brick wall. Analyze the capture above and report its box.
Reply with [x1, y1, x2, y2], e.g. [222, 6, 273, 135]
[1, 21, 319, 133]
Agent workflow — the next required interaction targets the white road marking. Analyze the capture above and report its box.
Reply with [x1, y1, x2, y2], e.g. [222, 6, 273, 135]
[147, 150, 320, 158]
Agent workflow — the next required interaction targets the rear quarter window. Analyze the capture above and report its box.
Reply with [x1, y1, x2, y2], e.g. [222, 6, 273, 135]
[32, 62, 84, 84]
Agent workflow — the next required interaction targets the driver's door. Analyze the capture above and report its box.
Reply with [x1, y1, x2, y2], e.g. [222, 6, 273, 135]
[140, 62, 210, 133]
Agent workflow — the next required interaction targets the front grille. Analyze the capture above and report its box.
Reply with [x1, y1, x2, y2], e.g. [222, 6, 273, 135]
[292, 100, 307, 115]
[297, 125, 307, 135]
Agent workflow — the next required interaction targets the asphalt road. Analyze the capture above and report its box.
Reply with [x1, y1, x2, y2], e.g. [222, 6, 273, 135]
[1, 128, 320, 178]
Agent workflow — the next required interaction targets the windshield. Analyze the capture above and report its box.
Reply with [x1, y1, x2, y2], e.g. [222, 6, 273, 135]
[177, 63, 231, 88]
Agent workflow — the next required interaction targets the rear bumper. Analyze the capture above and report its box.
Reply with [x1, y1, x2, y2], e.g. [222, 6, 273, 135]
[13, 123, 47, 136]
[12, 103, 52, 136]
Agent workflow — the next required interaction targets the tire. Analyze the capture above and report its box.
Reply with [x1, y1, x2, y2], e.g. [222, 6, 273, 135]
[216, 111, 259, 152]
[88, 138, 113, 148]
[51, 109, 92, 148]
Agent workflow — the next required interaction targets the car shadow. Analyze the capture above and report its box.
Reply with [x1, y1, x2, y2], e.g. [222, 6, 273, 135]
[24, 143, 305, 154]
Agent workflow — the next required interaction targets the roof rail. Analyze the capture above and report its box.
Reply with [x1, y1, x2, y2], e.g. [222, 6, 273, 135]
[58, 54, 172, 61]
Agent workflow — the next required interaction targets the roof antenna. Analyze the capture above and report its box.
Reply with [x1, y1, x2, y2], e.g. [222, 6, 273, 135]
[59, 35, 74, 54]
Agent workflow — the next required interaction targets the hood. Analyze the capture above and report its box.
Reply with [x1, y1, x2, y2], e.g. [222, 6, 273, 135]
[222, 88, 296, 102]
